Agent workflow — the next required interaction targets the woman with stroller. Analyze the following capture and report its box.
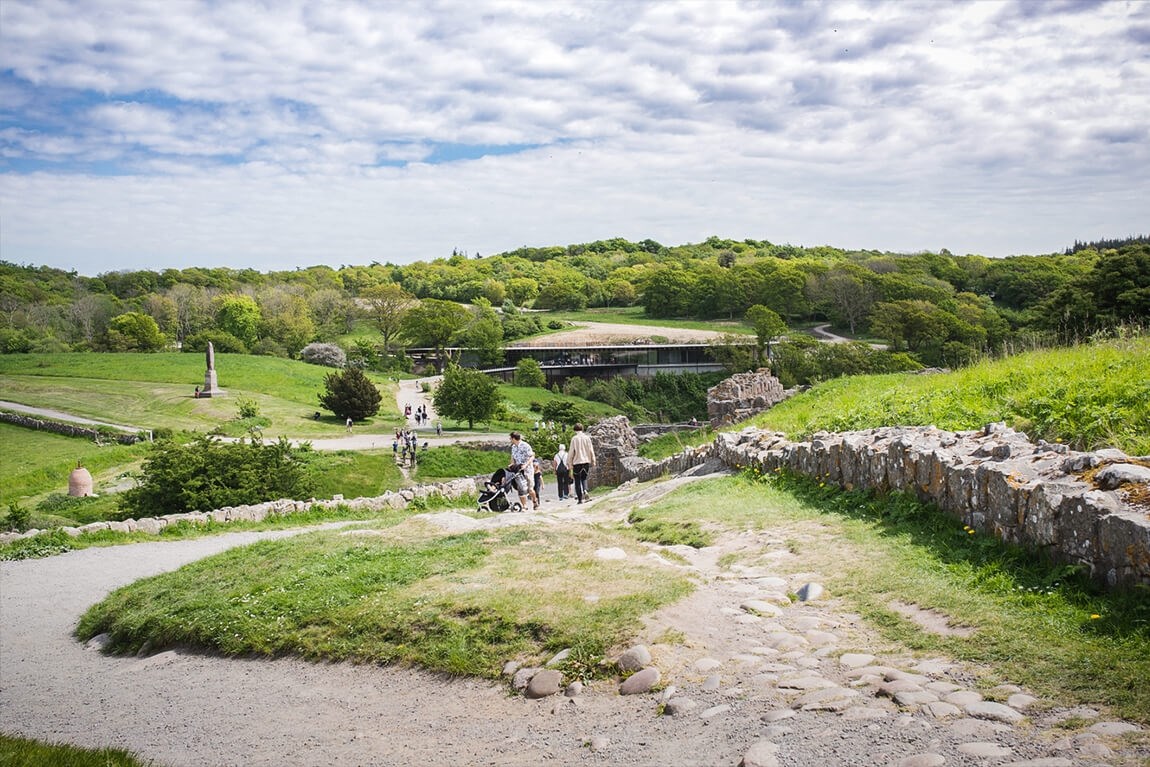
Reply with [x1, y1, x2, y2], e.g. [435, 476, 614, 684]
[508, 432, 537, 511]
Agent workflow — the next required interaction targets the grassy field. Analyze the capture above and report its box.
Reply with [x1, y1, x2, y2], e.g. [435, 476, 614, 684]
[753, 337, 1150, 454]
[0, 352, 403, 438]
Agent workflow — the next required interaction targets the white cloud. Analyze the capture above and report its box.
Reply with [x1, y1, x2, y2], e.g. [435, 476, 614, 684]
[0, 0, 1147, 273]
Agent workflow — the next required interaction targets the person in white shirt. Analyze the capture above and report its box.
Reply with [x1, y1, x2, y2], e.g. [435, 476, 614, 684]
[508, 431, 536, 511]
[567, 423, 596, 504]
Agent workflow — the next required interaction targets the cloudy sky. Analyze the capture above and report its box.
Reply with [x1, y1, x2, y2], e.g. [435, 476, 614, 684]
[1, 0, 1147, 275]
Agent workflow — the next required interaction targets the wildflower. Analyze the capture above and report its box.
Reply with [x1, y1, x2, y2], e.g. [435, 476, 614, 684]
[1090, 614, 1101, 620]
[967, 529, 975, 535]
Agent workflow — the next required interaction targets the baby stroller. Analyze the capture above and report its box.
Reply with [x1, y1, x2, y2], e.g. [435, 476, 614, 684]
[477, 467, 522, 513]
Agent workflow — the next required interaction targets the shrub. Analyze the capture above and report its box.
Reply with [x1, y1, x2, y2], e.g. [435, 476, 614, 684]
[513, 358, 546, 388]
[120, 435, 314, 517]
[236, 398, 261, 419]
[540, 399, 585, 426]
[319, 366, 382, 421]
[4, 502, 31, 532]
[300, 342, 347, 368]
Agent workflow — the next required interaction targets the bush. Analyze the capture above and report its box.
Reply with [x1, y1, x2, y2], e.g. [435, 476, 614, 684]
[120, 435, 315, 517]
[300, 342, 347, 368]
[319, 367, 382, 421]
[236, 398, 261, 419]
[4, 502, 31, 532]
[540, 399, 585, 426]
[513, 358, 546, 388]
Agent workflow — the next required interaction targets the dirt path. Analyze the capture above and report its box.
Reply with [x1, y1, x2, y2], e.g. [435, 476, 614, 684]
[2, 477, 1140, 767]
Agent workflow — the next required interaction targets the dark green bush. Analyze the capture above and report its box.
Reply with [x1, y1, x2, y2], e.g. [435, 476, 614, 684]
[120, 435, 315, 518]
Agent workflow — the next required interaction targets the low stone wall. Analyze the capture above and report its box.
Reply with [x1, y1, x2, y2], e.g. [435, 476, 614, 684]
[715, 425, 1150, 588]
[0, 478, 478, 546]
[0, 411, 148, 444]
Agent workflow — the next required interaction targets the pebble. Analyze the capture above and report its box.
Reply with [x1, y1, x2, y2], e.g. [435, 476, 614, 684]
[702, 674, 721, 692]
[778, 675, 835, 690]
[740, 740, 780, 767]
[619, 667, 661, 695]
[1007, 693, 1038, 710]
[896, 753, 945, 767]
[699, 704, 731, 720]
[923, 701, 962, 720]
[958, 741, 1013, 757]
[742, 599, 784, 617]
[616, 645, 651, 672]
[943, 690, 983, 707]
[587, 735, 610, 752]
[839, 653, 876, 668]
[695, 657, 723, 673]
[525, 669, 563, 699]
[662, 696, 699, 716]
[804, 630, 838, 647]
[761, 708, 796, 722]
[965, 700, 1025, 724]
[796, 582, 825, 601]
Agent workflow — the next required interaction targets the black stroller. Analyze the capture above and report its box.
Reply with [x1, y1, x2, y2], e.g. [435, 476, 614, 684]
[477, 467, 522, 513]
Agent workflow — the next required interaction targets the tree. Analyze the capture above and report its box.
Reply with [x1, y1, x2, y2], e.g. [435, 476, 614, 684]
[514, 357, 546, 388]
[402, 298, 470, 369]
[213, 294, 262, 347]
[105, 312, 167, 351]
[433, 364, 501, 429]
[745, 305, 787, 364]
[361, 282, 414, 353]
[456, 298, 504, 367]
[258, 287, 315, 355]
[319, 367, 382, 421]
[807, 265, 877, 334]
[300, 342, 347, 368]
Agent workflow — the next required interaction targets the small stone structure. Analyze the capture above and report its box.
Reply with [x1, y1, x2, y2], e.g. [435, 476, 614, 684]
[68, 463, 94, 497]
[706, 368, 790, 426]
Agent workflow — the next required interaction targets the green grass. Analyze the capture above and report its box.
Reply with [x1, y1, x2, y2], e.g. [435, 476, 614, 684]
[305, 449, 407, 500]
[76, 521, 693, 677]
[0, 734, 153, 767]
[411, 446, 508, 482]
[0, 352, 403, 439]
[751, 337, 1150, 454]
[0, 422, 147, 505]
[637, 426, 714, 460]
[622, 473, 1150, 723]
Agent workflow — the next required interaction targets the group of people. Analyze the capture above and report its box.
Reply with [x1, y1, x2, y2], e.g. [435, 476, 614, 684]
[405, 403, 431, 425]
[393, 428, 425, 466]
[507, 423, 597, 511]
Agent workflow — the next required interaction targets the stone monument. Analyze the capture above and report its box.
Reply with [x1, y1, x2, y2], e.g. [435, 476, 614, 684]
[200, 341, 227, 397]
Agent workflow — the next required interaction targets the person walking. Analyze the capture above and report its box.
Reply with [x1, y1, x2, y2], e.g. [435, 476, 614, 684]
[568, 423, 596, 504]
[508, 431, 536, 511]
[346, 417, 353, 433]
[532, 457, 543, 507]
[553, 443, 571, 500]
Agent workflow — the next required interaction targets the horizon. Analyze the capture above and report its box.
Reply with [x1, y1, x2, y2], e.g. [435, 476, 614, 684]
[2, 1, 1147, 274]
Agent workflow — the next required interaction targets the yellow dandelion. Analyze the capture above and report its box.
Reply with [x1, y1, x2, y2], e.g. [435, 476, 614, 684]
[1090, 614, 1101, 620]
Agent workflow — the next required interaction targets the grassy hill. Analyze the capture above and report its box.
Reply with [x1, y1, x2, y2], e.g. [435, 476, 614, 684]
[753, 336, 1150, 455]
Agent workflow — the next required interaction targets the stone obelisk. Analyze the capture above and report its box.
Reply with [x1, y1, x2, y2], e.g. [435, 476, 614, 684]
[201, 341, 227, 397]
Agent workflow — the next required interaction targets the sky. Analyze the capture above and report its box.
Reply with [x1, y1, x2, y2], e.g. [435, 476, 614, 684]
[1, 0, 1148, 276]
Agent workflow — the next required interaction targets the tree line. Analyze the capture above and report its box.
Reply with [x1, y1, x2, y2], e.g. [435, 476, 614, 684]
[1, 236, 1147, 370]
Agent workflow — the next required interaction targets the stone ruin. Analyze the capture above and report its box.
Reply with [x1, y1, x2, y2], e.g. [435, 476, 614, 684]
[706, 368, 790, 426]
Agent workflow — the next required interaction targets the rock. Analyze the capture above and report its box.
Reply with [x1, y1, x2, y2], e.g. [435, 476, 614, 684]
[616, 645, 651, 672]
[923, 701, 962, 719]
[587, 735, 611, 752]
[797, 687, 859, 711]
[85, 633, 112, 651]
[511, 667, 539, 691]
[958, 742, 1013, 757]
[741, 599, 783, 617]
[525, 669, 563, 699]
[619, 667, 661, 695]
[948, 718, 1011, 738]
[546, 648, 571, 666]
[839, 653, 876, 668]
[694, 657, 723, 673]
[702, 674, 721, 692]
[943, 690, 983, 707]
[739, 740, 780, 767]
[965, 700, 1025, 724]
[662, 696, 698, 716]
[997, 759, 1073, 767]
[761, 709, 796, 723]
[778, 675, 835, 690]
[796, 582, 824, 601]
[1087, 721, 1141, 735]
[1095, 463, 1150, 490]
[804, 630, 838, 647]
[896, 754, 945, 767]
[894, 690, 940, 707]
[699, 704, 730, 719]
[564, 681, 583, 697]
[595, 547, 628, 560]
[1007, 693, 1039, 710]
[501, 660, 521, 676]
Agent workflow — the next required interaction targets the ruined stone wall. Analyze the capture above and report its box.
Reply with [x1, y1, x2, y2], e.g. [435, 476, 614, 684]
[715, 425, 1150, 588]
[0, 412, 146, 444]
[706, 368, 790, 426]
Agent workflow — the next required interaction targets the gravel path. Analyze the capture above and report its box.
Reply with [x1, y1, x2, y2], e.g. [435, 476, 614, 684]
[1, 485, 1142, 766]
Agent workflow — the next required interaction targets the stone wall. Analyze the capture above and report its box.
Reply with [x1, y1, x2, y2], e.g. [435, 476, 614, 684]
[706, 368, 790, 426]
[0, 411, 147, 444]
[586, 415, 715, 489]
[715, 424, 1150, 588]
[0, 478, 478, 546]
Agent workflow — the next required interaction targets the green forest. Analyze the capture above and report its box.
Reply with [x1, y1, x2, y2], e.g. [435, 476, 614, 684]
[2, 235, 1147, 372]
